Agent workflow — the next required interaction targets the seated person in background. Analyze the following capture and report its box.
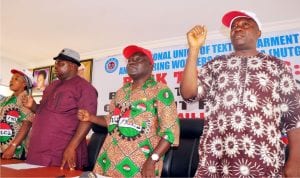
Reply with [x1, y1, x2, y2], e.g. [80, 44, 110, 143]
[22, 48, 98, 170]
[78, 45, 180, 177]
[0, 69, 34, 159]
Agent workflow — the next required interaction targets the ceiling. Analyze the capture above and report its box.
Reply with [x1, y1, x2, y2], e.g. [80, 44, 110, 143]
[1, 0, 300, 68]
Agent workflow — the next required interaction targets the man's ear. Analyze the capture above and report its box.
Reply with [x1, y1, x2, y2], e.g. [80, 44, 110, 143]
[70, 62, 78, 70]
[148, 62, 154, 69]
[257, 30, 261, 38]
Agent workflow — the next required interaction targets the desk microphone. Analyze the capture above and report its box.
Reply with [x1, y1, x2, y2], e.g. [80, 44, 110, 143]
[79, 171, 97, 178]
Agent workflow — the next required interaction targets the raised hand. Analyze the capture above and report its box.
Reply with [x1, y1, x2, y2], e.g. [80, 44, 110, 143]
[187, 25, 207, 48]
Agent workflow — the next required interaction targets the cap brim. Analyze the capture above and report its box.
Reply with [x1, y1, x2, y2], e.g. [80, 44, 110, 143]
[53, 54, 81, 66]
[123, 45, 141, 59]
[123, 45, 154, 64]
[222, 11, 249, 28]
[11, 69, 25, 76]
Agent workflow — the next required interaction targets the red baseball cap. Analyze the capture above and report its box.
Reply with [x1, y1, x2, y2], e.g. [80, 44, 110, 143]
[123, 45, 154, 65]
[222, 10, 262, 30]
[11, 69, 33, 91]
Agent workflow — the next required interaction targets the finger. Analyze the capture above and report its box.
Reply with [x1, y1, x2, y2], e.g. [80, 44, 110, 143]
[60, 159, 66, 170]
[187, 26, 199, 36]
[21, 96, 26, 102]
[194, 25, 202, 30]
[194, 26, 202, 34]
[203, 26, 208, 35]
[192, 25, 203, 33]
[191, 26, 199, 34]
[68, 159, 76, 170]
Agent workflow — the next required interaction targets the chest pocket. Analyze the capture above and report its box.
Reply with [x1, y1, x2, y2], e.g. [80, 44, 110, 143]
[45, 92, 77, 114]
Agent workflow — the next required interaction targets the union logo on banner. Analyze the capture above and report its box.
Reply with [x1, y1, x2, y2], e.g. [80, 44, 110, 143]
[105, 57, 119, 73]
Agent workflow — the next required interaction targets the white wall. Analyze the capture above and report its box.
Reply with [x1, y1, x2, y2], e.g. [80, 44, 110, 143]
[1, 19, 299, 90]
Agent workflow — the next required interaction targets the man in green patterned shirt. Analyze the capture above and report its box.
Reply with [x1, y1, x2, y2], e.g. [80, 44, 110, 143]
[78, 45, 180, 177]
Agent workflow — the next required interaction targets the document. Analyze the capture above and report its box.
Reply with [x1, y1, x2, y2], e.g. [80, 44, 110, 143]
[1, 163, 45, 170]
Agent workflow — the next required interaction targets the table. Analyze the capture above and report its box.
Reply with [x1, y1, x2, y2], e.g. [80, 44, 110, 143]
[0, 159, 83, 177]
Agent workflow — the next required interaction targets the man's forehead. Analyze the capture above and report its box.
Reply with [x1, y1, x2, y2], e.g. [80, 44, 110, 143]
[55, 59, 66, 62]
[232, 17, 257, 26]
[12, 73, 25, 81]
[128, 52, 149, 61]
[130, 52, 147, 58]
[55, 59, 73, 64]
[13, 73, 23, 77]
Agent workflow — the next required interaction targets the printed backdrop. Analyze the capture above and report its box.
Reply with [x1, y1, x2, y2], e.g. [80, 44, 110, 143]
[93, 29, 300, 118]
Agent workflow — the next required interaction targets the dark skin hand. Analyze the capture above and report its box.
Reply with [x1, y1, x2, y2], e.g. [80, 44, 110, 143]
[77, 109, 107, 127]
[141, 139, 171, 177]
[2, 120, 32, 159]
[283, 128, 300, 177]
[59, 120, 92, 170]
[60, 145, 76, 170]
[1, 145, 16, 159]
[141, 159, 156, 178]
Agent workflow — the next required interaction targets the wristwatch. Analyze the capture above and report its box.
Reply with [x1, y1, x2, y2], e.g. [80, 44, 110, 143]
[151, 153, 160, 161]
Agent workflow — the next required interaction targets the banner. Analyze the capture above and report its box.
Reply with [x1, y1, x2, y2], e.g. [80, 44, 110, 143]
[93, 29, 300, 118]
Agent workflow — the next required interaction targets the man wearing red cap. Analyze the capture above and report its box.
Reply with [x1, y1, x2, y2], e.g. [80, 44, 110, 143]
[78, 45, 180, 177]
[180, 10, 300, 177]
[0, 69, 34, 159]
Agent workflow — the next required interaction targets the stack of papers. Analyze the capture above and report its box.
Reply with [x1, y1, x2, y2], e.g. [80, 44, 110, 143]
[1, 163, 45, 170]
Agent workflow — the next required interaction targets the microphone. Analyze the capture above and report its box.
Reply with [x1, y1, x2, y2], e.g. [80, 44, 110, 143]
[79, 171, 97, 178]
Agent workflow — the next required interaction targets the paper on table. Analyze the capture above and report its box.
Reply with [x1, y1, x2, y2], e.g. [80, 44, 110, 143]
[1, 163, 45, 170]
[73, 172, 111, 178]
